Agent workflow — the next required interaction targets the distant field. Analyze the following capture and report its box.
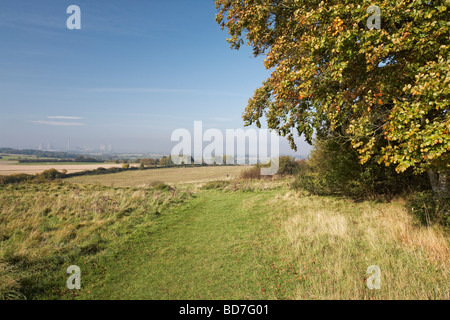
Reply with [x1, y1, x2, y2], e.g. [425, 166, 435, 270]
[0, 154, 58, 160]
[17, 162, 105, 166]
[68, 165, 247, 186]
[0, 163, 136, 175]
[0, 155, 41, 162]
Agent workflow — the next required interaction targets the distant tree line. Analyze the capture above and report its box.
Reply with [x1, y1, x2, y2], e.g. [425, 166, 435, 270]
[139, 155, 246, 167]
[0, 148, 77, 159]
[139, 156, 196, 167]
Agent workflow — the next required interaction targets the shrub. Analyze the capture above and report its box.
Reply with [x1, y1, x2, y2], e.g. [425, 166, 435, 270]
[406, 191, 450, 227]
[0, 174, 33, 185]
[240, 165, 262, 180]
[39, 169, 66, 180]
[140, 158, 158, 166]
[148, 181, 172, 191]
[293, 138, 430, 199]
[202, 180, 230, 190]
[292, 163, 327, 195]
[159, 156, 174, 166]
[67, 167, 124, 178]
[0, 169, 69, 185]
[277, 156, 303, 175]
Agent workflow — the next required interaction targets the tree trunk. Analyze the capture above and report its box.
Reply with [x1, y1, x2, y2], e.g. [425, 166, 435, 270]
[428, 170, 449, 198]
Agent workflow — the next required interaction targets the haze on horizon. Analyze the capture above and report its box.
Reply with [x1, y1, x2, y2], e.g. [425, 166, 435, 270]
[0, 0, 312, 157]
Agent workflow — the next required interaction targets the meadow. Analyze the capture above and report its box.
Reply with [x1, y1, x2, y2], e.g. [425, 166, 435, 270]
[0, 167, 448, 300]
[67, 165, 247, 186]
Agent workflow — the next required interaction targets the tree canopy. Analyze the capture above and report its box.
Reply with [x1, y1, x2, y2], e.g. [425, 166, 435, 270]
[215, 0, 449, 173]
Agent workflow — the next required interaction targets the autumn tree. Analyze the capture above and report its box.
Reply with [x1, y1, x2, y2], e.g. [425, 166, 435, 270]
[215, 0, 449, 195]
[140, 158, 159, 166]
[159, 156, 174, 166]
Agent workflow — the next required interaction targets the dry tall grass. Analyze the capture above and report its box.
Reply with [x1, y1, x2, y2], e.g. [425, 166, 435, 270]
[0, 182, 190, 298]
[267, 191, 449, 299]
[0, 262, 21, 299]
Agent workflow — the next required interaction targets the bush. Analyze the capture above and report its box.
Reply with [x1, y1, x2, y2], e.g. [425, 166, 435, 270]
[148, 181, 172, 191]
[39, 169, 66, 180]
[240, 165, 263, 180]
[407, 191, 450, 227]
[292, 163, 327, 195]
[0, 169, 68, 185]
[0, 174, 33, 185]
[159, 156, 174, 166]
[202, 180, 231, 190]
[293, 138, 430, 199]
[140, 158, 158, 166]
[277, 156, 303, 175]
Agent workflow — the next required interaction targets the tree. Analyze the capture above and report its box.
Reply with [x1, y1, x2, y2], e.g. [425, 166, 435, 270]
[140, 158, 159, 166]
[215, 0, 449, 194]
[277, 156, 301, 175]
[159, 156, 174, 166]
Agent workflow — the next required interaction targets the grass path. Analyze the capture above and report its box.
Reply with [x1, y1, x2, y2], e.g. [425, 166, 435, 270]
[81, 190, 284, 299]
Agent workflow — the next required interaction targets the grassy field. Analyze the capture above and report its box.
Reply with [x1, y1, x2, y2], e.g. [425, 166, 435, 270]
[0, 169, 448, 300]
[67, 166, 247, 186]
[0, 154, 44, 161]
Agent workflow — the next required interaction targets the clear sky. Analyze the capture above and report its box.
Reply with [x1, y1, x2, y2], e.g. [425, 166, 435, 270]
[0, 0, 311, 156]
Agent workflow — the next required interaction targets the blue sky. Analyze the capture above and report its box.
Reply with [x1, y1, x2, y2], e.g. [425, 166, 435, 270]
[0, 0, 311, 156]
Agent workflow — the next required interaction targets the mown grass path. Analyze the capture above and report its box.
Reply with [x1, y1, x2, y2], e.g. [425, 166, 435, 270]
[83, 190, 286, 300]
